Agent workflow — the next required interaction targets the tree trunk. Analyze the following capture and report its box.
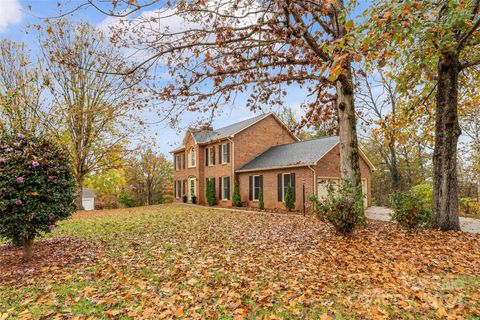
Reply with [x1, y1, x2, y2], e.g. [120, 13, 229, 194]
[430, 52, 461, 231]
[388, 139, 401, 191]
[22, 237, 34, 261]
[76, 182, 83, 210]
[336, 63, 362, 203]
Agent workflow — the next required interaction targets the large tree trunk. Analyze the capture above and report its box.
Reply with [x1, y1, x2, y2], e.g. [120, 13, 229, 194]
[430, 52, 461, 231]
[76, 177, 84, 210]
[336, 63, 362, 203]
[22, 237, 34, 261]
[388, 139, 401, 191]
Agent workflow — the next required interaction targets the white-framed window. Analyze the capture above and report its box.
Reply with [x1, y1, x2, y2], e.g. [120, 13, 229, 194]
[221, 143, 230, 164]
[222, 176, 230, 200]
[277, 173, 296, 202]
[205, 146, 216, 166]
[253, 175, 261, 200]
[175, 154, 182, 170]
[209, 146, 215, 166]
[188, 147, 196, 167]
[175, 180, 182, 198]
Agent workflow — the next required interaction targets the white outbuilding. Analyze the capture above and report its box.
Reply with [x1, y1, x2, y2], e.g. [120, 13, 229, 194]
[82, 188, 96, 211]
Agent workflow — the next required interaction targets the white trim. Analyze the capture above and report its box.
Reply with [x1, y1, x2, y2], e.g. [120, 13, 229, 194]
[358, 148, 376, 170]
[188, 147, 196, 168]
[280, 173, 294, 202]
[221, 176, 230, 200]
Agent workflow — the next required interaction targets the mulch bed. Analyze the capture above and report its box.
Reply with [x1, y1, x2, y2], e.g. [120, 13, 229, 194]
[0, 238, 104, 286]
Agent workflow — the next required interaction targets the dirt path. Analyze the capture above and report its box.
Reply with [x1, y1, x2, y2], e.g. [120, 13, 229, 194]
[366, 206, 480, 234]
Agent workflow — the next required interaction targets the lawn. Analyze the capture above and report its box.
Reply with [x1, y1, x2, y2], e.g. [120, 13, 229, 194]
[1, 204, 480, 319]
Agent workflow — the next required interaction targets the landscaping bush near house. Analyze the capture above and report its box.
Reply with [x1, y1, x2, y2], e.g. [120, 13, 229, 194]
[310, 181, 365, 235]
[284, 183, 295, 211]
[258, 191, 264, 210]
[232, 181, 241, 207]
[389, 191, 431, 230]
[0, 134, 77, 260]
[206, 179, 217, 206]
[182, 194, 187, 203]
[191, 195, 197, 204]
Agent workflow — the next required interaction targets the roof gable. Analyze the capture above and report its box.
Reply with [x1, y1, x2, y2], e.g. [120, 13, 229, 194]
[170, 112, 297, 152]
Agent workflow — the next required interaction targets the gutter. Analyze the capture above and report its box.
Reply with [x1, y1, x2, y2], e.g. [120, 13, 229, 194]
[235, 163, 314, 173]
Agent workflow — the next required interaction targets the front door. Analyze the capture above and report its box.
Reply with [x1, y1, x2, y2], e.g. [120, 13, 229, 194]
[188, 178, 197, 201]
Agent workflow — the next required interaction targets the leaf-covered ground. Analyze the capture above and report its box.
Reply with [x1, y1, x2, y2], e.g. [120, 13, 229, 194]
[1, 204, 480, 319]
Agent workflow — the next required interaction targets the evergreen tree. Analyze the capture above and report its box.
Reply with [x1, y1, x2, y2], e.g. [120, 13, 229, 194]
[206, 179, 217, 206]
[285, 184, 295, 211]
[258, 191, 264, 210]
[232, 181, 241, 207]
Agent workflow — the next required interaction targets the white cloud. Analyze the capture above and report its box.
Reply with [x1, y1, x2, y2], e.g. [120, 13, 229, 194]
[0, 0, 22, 32]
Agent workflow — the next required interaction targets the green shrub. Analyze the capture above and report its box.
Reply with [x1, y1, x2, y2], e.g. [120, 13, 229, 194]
[310, 180, 365, 235]
[258, 190, 264, 210]
[389, 191, 431, 230]
[182, 194, 187, 203]
[284, 183, 295, 211]
[0, 134, 76, 260]
[191, 195, 197, 204]
[411, 183, 433, 209]
[460, 197, 479, 215]
[119, 192, 136, 208]
[206, 179, 217, 206]
[232, 181, 241, 207]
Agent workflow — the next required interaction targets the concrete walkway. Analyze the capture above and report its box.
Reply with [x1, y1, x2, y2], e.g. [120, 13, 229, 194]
[365, 206, 480, 234]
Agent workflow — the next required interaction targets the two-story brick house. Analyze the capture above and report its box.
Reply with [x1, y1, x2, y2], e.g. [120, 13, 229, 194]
[171, 113, 375, 211]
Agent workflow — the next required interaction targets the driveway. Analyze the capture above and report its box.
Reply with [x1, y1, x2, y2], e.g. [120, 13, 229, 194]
[366, 206, 480, 234]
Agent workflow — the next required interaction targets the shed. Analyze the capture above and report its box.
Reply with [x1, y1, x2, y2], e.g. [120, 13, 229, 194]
[82, 187, 96, 211]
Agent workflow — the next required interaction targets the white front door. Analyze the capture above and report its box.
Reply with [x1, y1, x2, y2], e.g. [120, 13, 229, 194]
[317, 178, 368, 208]
[188, 178, 197, 201]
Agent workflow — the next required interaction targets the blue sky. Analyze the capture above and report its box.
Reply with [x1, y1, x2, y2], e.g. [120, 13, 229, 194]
[0, 0, 369, 157]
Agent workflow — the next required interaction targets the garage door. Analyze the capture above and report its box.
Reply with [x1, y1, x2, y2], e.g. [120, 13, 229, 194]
[317, 178, 368, 208]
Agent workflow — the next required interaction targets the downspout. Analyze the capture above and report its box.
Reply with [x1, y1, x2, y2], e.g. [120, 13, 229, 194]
[308, 165, 316, 196]
[227, 137, 235, 202]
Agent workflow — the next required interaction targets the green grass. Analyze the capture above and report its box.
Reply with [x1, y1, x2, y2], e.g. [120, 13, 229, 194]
[1, 204, 480, 319]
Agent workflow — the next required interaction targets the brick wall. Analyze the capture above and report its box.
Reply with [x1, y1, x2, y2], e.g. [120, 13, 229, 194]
[314, 144, 372, 206]
[237, 167, 315, 211]
[233, 115, 296, 170]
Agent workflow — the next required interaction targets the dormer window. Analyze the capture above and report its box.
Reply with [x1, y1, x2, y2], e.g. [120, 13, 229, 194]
[188, 147, 196, 167]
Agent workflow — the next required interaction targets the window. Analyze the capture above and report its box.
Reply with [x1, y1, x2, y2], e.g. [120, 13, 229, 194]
[175, 154, 182, 170]
[277, 173, 296, 202]
[221, 143, 230, 164]
[209, 146, 215, 165]
[205, 146, 216, 166]
[221, 176, 230, 200]
[249, 175, 263, 201]
[188, 147, 196, 167]
[175, 180, 182, 198]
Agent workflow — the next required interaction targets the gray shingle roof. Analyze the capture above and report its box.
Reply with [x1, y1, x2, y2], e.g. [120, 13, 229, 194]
[191, 113, 272, 144]
[236, 136, 340, 172]
[82, 188, 96, 198]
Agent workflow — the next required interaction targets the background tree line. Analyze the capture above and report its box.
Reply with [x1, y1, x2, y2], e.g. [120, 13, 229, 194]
[0, 19, 173, 210]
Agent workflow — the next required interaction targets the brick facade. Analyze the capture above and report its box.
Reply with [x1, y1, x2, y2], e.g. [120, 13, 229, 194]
[172, 114, 373, 210]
